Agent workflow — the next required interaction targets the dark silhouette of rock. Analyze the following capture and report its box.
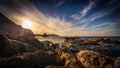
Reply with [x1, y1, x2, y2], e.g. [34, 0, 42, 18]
[0, 51, 61, 68]
[17, 29, 34, 41]
[0, 32, 41, 58]
[0, 12, 45, 50]
[42, 33, 49, 37]
[0, 33, 16, 58]
[0, 12, 39, 41]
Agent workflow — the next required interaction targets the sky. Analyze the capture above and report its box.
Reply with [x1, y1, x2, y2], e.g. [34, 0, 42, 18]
[0, 0, 120, 36]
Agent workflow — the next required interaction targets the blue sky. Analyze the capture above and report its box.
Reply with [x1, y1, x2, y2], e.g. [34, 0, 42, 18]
[0, 0, 120, 36]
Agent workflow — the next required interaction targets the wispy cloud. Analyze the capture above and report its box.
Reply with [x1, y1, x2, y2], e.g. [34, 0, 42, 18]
[90, 6, 118, 21]
[71, 0, 119, 28]
[71, 0, 96, 20]
[55, 0, 66, 7]
[87, 22, 118, 30]
[81, 0, 96, 17]
[107, 0, 118, 6]
[0, 0, 119, 36]
[0, 1, 85, 36]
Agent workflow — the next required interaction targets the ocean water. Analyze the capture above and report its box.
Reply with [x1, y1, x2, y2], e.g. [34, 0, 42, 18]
[35, 36, 120, 43]
[79, 36, 120, 40]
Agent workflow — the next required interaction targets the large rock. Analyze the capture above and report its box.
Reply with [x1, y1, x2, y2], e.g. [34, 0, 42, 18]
[114, 57, 120, 68]
[77, 50, 115, 68]
[55, 48, 84, 68]
[0, 33, 16, 58]
[0, 12, 35, 41]
[0, 33, 39, 58]
[0, 51, 61, 68]
[16, 28, 35, 41]
[0, 12, 45, 50]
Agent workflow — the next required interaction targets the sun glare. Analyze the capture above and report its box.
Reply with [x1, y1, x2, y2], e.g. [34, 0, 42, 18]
[22, 20, 32, 29]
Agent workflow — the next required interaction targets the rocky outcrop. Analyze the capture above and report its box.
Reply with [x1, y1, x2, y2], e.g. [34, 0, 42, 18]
[77, 50, 120, 68]
[0, 12, 38, 42]
[55, 48, 84, 68]
[0, 32, 42, 58]
[114, 57, 120, 68]
[0, 33, 16, 58]
[16, 28, 35, 41]
[64, 37, 120, 45]
[0, 12, 45, 50]
[0, 51, 61, 68]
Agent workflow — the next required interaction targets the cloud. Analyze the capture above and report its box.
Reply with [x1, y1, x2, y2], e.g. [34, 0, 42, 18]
[55, 0, 66, 7]
[90, 6, 117, 21]
[70, 0, 120, 28]
[81, 0, 96, 17]
[0, 0, 119, 36]
[71, 0, 96, 20]
[0, 1, 85, 36]
[86, 22, 118, 30]
[90, 12, 109, 22]
[71, 1, 119, 29]
[107, 0, 118, 6]
[87, 22, 110, 30]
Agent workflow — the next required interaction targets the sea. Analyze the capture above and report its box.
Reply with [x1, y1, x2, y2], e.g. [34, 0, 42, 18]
[35, 36, 120, 43]
[75, 36, 120, 40]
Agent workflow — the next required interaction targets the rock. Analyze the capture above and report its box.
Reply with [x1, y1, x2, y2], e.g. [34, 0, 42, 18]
[0, 51, 61, 68]
[0, 32, 44, 58]
[46, 65, 67, 68]
[114, 57, 120, 68]
[66, 43, 81, 51]
[0, 12, 21, 36]
[10, 39, 38, 53]
[0, 12, 42, 44]
[17, 29, 35, 41]
[58, 48, 84, 68]
[77, 50, 114, 68]
[0, 33, 16, 58]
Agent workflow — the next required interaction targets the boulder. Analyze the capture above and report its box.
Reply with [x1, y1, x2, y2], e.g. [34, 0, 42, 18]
[17, 29, 35, 41]
[0, 51, 61, 68]
[114, 57, 120, 68]
[77, 50, 114, 68]
[56, 48, 84, 68]
[0, 33, 16, 58]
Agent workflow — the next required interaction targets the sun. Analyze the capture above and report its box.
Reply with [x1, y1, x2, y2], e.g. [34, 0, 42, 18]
[22, 20, 32, 29]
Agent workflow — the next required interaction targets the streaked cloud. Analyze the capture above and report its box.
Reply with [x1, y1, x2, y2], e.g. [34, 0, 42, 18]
[71, 0, 119, 28]
[107, 0, 118, 6]
[0, 0, 119, 36]
[87, 22, 118, 30]
[55, 0, 66, 7]
[71, 0, 96, 20]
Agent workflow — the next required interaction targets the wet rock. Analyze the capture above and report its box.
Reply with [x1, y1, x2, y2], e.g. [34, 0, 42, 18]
[58, 48, 84, 68]
[114, 57, 120, 68]
[77, 50, 114, 68]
